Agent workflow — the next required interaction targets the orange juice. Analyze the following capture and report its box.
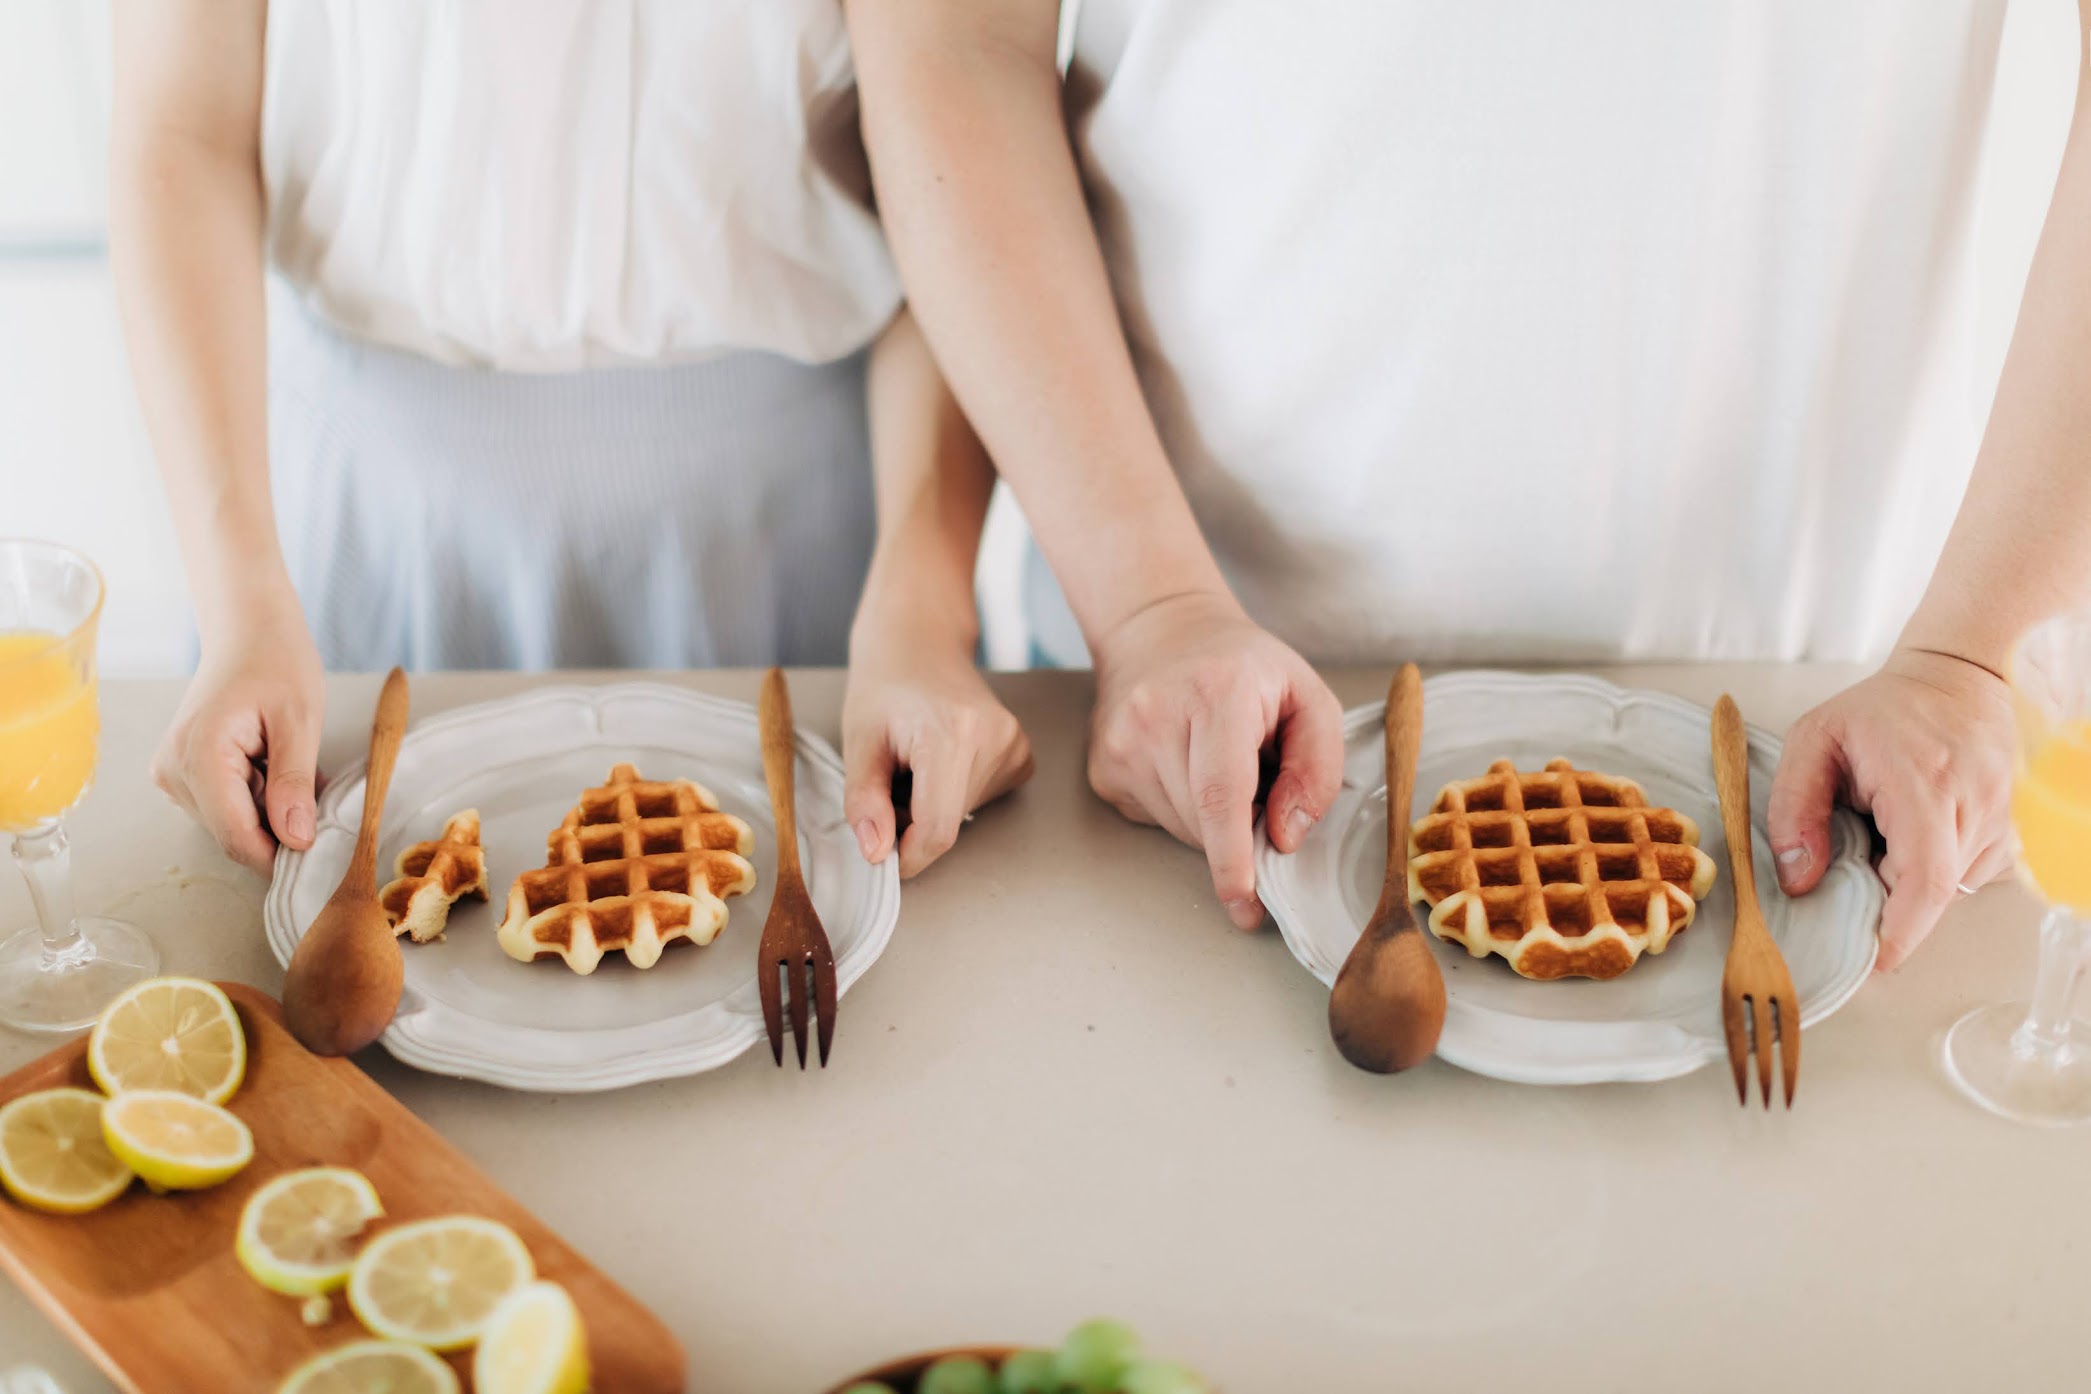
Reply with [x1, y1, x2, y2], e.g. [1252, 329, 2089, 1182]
[2013, 721, 2091, 913]
[0, 630, 97, 830]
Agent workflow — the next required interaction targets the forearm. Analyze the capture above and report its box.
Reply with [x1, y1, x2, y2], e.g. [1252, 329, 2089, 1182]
[854, 309, 989, 654]
[848, 1, 1231, 642]
[108, 0, 287, 645]
[1900, 52, 2091, 674]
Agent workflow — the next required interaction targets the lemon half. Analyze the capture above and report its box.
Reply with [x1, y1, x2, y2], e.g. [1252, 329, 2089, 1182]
[88, 976, 246, 1105]
[100, 1089, 253, 1191]
[348, 1214, 534, 1351]
[238, 1166, 386, 1296]
[0, 1088, 133, 1214]
[276, 1338, 460, 1394]
[472, 1281, 589, 1394]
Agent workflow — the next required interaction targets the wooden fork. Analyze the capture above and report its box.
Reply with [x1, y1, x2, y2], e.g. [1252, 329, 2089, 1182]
[756, 668, 838, 1068]
[1711, 694, 1800, 1108]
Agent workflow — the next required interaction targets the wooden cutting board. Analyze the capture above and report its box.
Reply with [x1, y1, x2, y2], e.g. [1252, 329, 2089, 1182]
[0, 982, 684, 1393]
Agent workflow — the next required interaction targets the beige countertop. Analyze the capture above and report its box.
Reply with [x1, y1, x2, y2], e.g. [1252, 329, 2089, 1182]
[2, 665, 2087, 1394]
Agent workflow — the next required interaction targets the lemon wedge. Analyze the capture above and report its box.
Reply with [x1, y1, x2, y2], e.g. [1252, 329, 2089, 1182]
[348, 1214, 534, 1351]
[87, 976, 246, 1105]
[0, 1088, 133, 1214]
[100, 1089, 252, 1191]
[472, 1281, 589, 1394]
[276, 1338, 460, 1394]
[238, 1166, 385, 1296]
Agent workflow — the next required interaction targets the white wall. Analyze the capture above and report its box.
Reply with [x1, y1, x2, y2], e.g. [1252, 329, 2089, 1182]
[0, 0, 2077, 677]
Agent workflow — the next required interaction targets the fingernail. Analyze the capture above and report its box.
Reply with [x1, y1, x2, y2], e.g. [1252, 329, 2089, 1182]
[1776, 846, 1810, 881]
[1223, 897, 1261, 929]
[288, 805, 315, 844]
[1284, 807, 1316, 846]
[855, 818, 881, 861]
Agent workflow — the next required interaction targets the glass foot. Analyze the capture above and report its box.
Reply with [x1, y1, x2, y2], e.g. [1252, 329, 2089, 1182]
[1943, 1001, 2091, 1127]
[0, 917, 160, 1034]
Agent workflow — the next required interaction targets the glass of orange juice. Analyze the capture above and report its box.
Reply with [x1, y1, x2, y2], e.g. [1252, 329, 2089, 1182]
[0, 539, 158, 1032]
[1943, 612, 2091, 1124]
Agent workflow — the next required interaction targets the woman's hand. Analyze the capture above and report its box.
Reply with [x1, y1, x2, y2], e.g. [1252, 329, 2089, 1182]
[151, 601, 326, 874]
[844, 617, 1033, 878]
[1087, 589, 1347, 931]
[1767, 648, 2017, 972]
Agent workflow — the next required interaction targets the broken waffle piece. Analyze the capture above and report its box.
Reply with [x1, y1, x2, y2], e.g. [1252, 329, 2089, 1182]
[496, 763, 757, 974]
[379, 809, 490, 944]
[1407, 759, 1717, 981]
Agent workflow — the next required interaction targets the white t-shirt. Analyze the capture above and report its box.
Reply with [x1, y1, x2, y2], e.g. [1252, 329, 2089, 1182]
[261, 0, 900, 371]
[1036, 0, 2018, 663]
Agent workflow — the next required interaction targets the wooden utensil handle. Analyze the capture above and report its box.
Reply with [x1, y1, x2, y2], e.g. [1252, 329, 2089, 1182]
[348, 668, 410, 884]
[1380, 664, 1424, 910]
[1710, 695, 1762, 919]
[759, 668, 802, 882]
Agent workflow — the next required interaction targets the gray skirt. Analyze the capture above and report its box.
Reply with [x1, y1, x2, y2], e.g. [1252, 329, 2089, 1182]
[267, 289, 875, 671]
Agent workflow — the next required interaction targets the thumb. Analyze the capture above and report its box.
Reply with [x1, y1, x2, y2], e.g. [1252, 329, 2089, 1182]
[1766, 715, 1843, 896]
[261, 697, 323, 852]
[1265, 676, 1346, 855]
[842, 725, 897, 864]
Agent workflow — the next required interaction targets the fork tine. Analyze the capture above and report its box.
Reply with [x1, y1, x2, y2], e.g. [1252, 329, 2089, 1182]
[812, 940, 838, 1067]
[1721, 989, 1750, 1105]
[1751, 994, 1775, 1109]
[789, 953, 811, 1069]
[760, 953, 785, 1066]
[1777, 995, 1800, 1108]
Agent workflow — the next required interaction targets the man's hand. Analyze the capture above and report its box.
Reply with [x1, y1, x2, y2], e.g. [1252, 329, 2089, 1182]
[152, 604, 326, 874]
[1087, 590, 1346, 931]
[1768, 648, 2016, 971]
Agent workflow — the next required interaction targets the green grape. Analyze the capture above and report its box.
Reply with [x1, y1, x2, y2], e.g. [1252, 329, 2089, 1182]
[1122, 1358, 1210, 1394]
[1055, 1319, 1143, 1394]
[838, 1385, 899, 1394]
[919, 1356, 996, 1394]
[996, 1349, 1060, 1394]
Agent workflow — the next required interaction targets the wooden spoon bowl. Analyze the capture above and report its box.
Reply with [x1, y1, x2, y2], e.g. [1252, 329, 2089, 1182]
[281, 668, 410, 1057]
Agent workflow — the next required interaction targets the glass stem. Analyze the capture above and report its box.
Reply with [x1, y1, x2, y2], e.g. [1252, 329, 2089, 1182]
[10, 819, 83, 960]
[2013, 905, 2089, 1061]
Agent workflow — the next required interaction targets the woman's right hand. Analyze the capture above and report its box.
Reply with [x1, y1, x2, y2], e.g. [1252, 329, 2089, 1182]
[1087, 589, 1347, 932]
[151, 603, 326, 874]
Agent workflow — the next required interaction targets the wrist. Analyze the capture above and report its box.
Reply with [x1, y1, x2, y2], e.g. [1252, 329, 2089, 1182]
[194, 574, 307, 652]
[1895, 610, 2014, 685]
[851, 567, 981, 663]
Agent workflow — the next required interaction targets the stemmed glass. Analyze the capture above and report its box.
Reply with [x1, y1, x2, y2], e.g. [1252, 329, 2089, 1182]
[1943, 610, 2091, 1124]
[0, 539, 159, 1032]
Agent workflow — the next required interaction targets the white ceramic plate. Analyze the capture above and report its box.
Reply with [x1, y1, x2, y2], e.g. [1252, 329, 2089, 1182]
[264, 683, 900, 1091]
[1257, 671, 1882, 1085]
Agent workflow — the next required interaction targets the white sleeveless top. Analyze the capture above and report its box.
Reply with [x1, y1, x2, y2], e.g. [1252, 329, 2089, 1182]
[1045, 0, 2016, 663]
[261, 0, 900, 371]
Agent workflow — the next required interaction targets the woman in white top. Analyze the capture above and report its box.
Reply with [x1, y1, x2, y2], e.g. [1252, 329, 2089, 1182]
[848, 0, 2091, 968]
[110, 0, 1031, 879]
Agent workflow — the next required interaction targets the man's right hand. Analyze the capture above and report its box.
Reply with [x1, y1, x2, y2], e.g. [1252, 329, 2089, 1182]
[151, 605, 325, 874]
[1087, 589, 1347, 931]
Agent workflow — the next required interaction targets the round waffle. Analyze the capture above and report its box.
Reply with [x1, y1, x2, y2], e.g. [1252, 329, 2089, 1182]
[379, 808, 489, 944]
[496, 764, 757, 974]
[1406, 758, 1717, 981]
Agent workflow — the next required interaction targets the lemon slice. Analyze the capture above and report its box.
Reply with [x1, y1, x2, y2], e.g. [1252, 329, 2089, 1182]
[238, 1167, 386, 1296]
[348, 1215, 535, 1351]
[100, 1089, 253, 1191]
[276, 1339, 460, 1394]
[472, 1281, 589, 1394]
[0, 1088, 133, 1214]
[88, 977, 246, 1105]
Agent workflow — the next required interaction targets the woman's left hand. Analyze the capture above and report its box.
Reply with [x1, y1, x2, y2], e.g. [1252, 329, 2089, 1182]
[842, 625, 1034, 878]
[1767, 648, 2017, 972]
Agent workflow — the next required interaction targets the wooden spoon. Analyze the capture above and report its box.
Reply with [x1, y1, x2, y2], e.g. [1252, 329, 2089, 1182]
[282, 667, 410, 1057]
[1327, 663, 1447, 1073]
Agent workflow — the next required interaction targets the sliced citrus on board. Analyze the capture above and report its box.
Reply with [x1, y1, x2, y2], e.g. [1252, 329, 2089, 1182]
[0, 1087, 132, 1214]
[100, 1089, 253, 1190]
[88, 976, 246, 1104]
[238, 1166, 386, 1296]
[275, 1338, 460, 1394]
[348, 1214, 535, 1351]
[473, 1281, 589, 1394]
